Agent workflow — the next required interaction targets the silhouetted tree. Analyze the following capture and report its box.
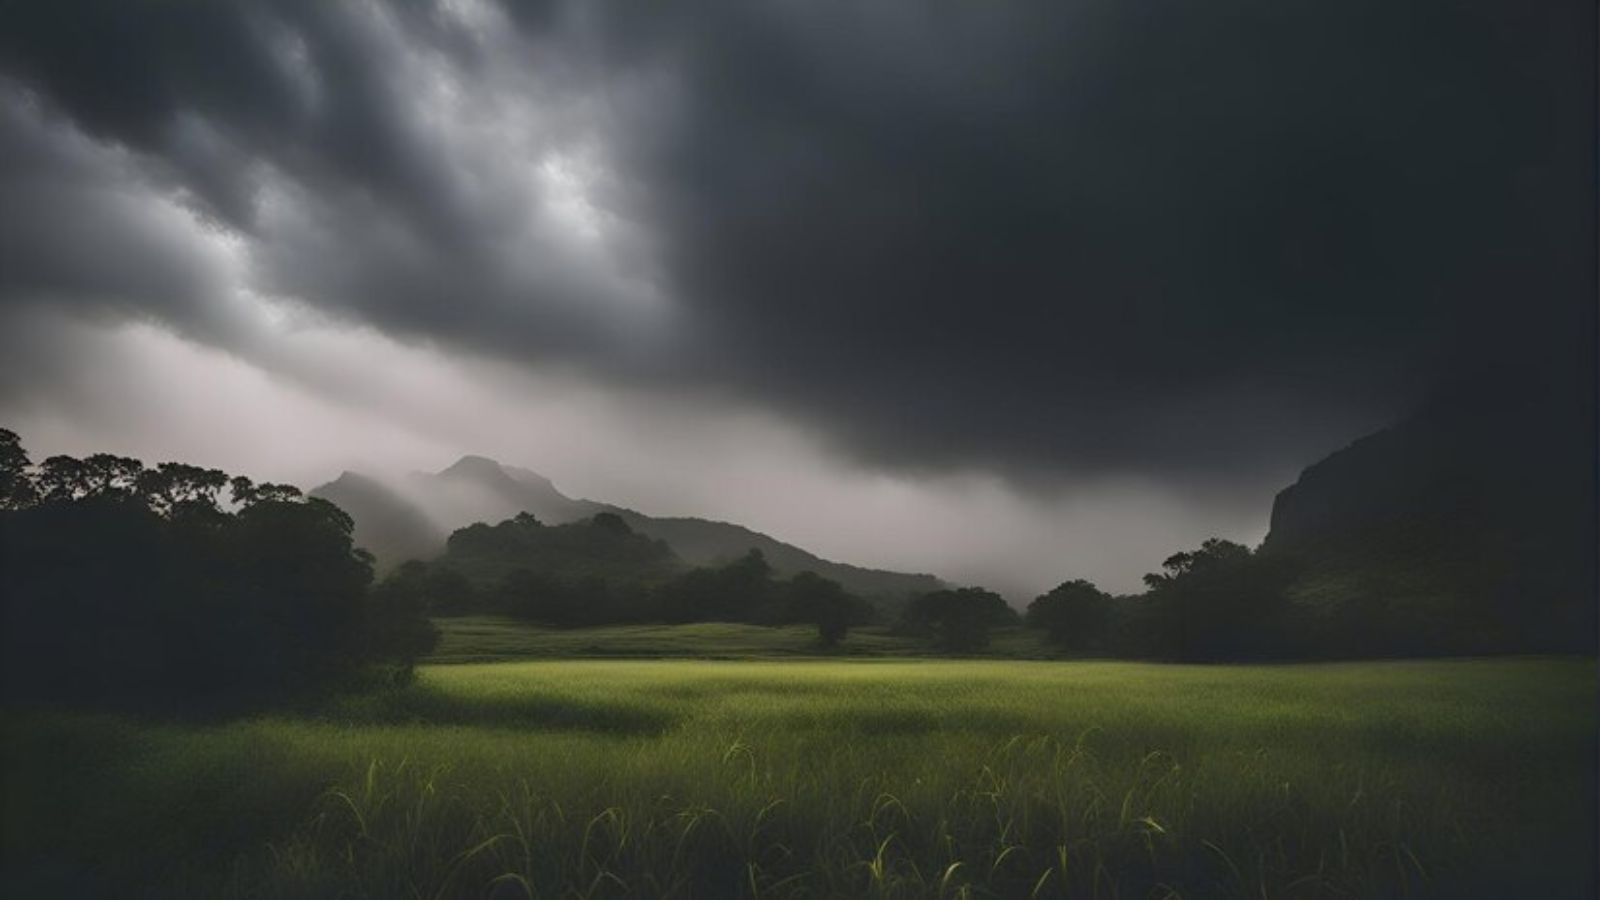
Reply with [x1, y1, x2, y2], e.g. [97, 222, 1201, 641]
[724, 548, 774, 594]
[227, 475, 302, 508]
[0, 428, 37, 509]
[375, 560, 477, 617]
[0, 430, 436, 712]
[81, 453, 144, 498]
[1026, 579, 1113, 651]
[447, 512, 678, 588]
[367, 569, 442, 681]
[36, 454, 90, 502]
[785, 571, 856, 647]
[902, 587, 1017, 652]
[138, 462, 229, 517]
[590, 511, 631, 535]
[659, 549, 774, 623]
[1139, 538, 1298, 660]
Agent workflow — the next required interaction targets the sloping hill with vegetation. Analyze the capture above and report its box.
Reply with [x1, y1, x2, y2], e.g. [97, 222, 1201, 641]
[314, 456, 942, 601]
[601, 508, 942, 603]
[1262, 369, 1596, 654]
[441, 511, 683, 589]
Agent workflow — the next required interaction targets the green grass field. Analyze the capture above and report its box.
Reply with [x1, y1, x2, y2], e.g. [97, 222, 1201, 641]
[428, 616, 1058, 660]
[3, 656, 1595, 899]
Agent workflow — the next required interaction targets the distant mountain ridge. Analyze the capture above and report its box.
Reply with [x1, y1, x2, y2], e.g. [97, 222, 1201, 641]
[311, 457, 943, 602]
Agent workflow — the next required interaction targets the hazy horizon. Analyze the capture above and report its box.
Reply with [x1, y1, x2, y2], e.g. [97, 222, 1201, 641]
[1, 0, 1588, 597]
[3, 363, 1290, 598]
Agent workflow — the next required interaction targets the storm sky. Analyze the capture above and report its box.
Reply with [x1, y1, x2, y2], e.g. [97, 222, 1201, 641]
[0, 0, 1592, 596]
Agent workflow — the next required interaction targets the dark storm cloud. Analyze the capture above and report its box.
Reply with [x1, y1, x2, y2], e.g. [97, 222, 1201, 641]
[0, 0, 450, 232]
[0, 92, 252, 344]
[0, 0, 1591, 483]
[610, 0, 1593, 474]
[1, 0, 667, 367]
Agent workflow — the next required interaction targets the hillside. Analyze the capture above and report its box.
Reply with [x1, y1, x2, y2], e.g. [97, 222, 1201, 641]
[312, 457, 942, 601]
[443, 512, 683, 588]
[311, 470, 443, 566]
[429, 456, 604, 525]
[601, 509, 943, 603]
[1262, 367, 1596, 653]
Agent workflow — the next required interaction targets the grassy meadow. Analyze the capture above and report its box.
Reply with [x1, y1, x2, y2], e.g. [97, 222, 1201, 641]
[3, 655, 1595, 899]
[428, 616, 1059, 660]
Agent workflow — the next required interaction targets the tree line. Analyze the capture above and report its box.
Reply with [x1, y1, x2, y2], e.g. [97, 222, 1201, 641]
[375, 513, 1013, 653]
[1023, 538, 1301, 661]
[380, 507, 1308, 658]
[378, 511, 876, 647]
[3, 423, 1557, 682]
[1021, 533, 1562, 660]
[395, 505, 1541, 660]
[0, 429, 437, 712]
[359, 506, 1363, 658]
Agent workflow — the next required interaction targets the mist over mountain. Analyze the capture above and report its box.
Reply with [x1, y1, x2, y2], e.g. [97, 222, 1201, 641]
[312, 456, 943, 602]
[311, 471, 446, 565]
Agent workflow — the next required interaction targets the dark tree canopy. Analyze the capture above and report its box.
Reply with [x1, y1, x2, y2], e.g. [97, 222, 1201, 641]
[902, 587, 1018, 652]
[445, 511, 680, 586]
[406, 513, 883, 636]
[0, 430, 436, 712]
[659, 549, 776, 624]
[1026, 579, 1114, 651]
[784, 571, 857, 647]
[0, 428, 37, 509]
[1135, 538, 1299, 661]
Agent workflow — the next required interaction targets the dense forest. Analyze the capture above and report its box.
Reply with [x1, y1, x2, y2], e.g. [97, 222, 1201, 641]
[379, 511, 874, 644]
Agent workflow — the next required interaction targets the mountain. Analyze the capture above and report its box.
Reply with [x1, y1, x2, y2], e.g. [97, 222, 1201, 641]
[311, 457, 943, 602]
[312, 471, 444, 566]
[597, 509, 943, 602]
[1262, 367, 1596, 654]
[427, 455, 604, 526]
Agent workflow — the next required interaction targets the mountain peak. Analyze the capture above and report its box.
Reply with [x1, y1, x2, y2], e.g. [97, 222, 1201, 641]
[325, 469, 384, 489]
[316, 457, 942, 599]
[438, 455, 513, 482]
[501, 464, 558, 491]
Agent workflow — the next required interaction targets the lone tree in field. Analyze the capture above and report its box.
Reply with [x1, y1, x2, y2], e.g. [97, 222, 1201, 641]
[903, 586, 1017, 652]
[785, 571, 856, 648]
[1026, 578, 1113, 651]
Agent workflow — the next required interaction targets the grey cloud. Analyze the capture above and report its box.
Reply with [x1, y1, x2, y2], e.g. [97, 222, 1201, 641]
[1, 0, 676, 370]
[615, 0, 1592, 475]
[0, 92, 257, 346]
[0, 0, 1591, 492]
